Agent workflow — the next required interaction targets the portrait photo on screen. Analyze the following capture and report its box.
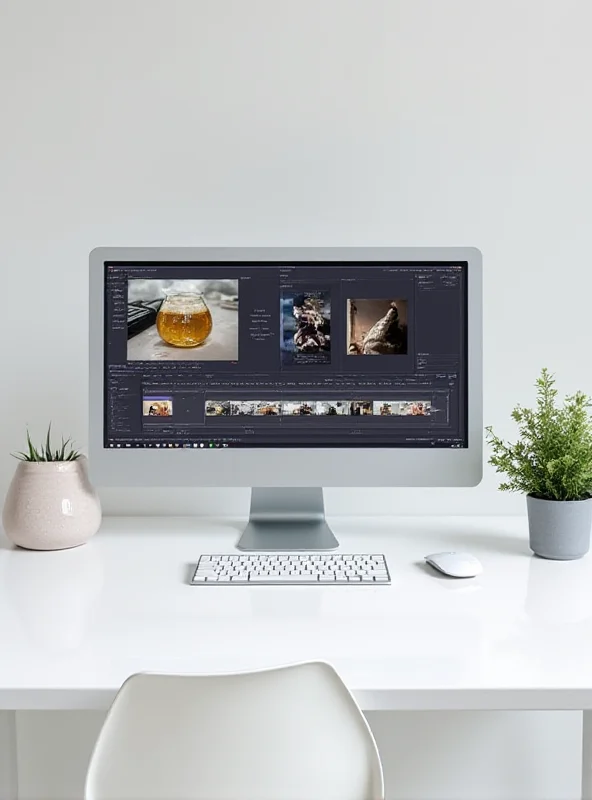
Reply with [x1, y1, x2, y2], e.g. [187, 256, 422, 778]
[347, 299, 408, 355]
[127, 279, 239, 362]
[280, 290, 331, 366]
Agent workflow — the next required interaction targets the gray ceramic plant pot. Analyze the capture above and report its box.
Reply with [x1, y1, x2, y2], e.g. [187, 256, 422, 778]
[526, 494, 592, 560]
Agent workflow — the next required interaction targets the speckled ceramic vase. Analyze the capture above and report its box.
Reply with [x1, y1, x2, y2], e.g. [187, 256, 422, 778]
[2, 457, 101, 550]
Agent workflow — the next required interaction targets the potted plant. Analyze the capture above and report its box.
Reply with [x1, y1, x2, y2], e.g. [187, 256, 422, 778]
[486, 369, 592, 560]
[2, 426, 101, 550]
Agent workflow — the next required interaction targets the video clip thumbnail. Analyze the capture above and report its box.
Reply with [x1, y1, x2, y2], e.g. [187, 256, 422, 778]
[143, 396, 173, 417]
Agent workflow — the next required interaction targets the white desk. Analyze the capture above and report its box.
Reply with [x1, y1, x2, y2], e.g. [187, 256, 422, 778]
[1, 515, 592, 799]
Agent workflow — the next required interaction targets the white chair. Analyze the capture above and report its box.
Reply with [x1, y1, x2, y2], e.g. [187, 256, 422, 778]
[85, 661, 384, 800]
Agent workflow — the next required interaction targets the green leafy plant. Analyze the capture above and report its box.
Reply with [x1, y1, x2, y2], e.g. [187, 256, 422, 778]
[486, 369, 592, 501]
[13, 425, 82, 463]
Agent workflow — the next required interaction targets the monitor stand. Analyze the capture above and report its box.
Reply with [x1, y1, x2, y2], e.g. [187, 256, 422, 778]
[236, 488, 339, 551]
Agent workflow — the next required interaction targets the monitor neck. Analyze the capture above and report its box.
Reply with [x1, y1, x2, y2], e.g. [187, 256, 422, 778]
[236, 488, 339, 551]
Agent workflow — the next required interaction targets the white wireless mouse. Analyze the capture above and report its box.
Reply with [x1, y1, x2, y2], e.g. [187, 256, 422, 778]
[424, 551, 483, 578]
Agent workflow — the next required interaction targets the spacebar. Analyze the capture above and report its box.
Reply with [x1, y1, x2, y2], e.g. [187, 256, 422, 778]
[249, 575, 319, 582]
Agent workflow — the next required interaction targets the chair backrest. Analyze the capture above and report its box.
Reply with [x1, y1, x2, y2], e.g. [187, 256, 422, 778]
[85, 661, 384, 800]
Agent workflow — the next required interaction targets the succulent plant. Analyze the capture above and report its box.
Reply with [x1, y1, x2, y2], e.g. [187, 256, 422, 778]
[13, 424, 82, 463]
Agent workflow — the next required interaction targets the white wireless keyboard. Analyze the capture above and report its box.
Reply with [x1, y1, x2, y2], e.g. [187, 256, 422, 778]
[191, 553, 391, 585]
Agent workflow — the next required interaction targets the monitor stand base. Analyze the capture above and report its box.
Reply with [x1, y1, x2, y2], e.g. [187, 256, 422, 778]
[236, 488, 339, 551]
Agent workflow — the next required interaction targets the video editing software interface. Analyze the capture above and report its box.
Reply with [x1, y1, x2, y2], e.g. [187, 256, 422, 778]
[104, 261, 468, 448]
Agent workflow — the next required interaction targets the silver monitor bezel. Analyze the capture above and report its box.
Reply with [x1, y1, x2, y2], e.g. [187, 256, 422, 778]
[89, 247, 482, 487]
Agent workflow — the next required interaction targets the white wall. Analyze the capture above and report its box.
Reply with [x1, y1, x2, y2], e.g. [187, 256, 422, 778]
[2, 0, 592, 516]
[2, 1, 592, 798]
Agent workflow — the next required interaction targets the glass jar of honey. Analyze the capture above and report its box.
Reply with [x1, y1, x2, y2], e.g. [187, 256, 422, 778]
[156, 292, 213, 347]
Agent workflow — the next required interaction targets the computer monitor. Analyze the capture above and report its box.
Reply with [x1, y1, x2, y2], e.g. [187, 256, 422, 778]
[89, 247, 482, 550]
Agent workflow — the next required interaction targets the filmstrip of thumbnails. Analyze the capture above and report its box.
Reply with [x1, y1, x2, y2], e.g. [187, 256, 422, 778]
[205, 400, 434, 417]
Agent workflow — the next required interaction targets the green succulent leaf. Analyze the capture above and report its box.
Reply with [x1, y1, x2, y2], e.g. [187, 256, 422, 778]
[13, 426, 82, 462]
[45, 423, 52, 462]
[26, 429, 39, 462]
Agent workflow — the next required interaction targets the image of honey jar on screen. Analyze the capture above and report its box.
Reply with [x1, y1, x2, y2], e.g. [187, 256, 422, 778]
[156, 292, 213, 347]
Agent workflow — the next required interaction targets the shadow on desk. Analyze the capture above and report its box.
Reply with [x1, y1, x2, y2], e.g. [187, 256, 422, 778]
[0, 536, 17, 552]
[100, 517, 245, 536]
[433, 527, 530, 557]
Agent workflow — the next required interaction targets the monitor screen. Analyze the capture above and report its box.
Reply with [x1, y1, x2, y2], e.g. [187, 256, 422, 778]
[104, 261, 467, 449]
